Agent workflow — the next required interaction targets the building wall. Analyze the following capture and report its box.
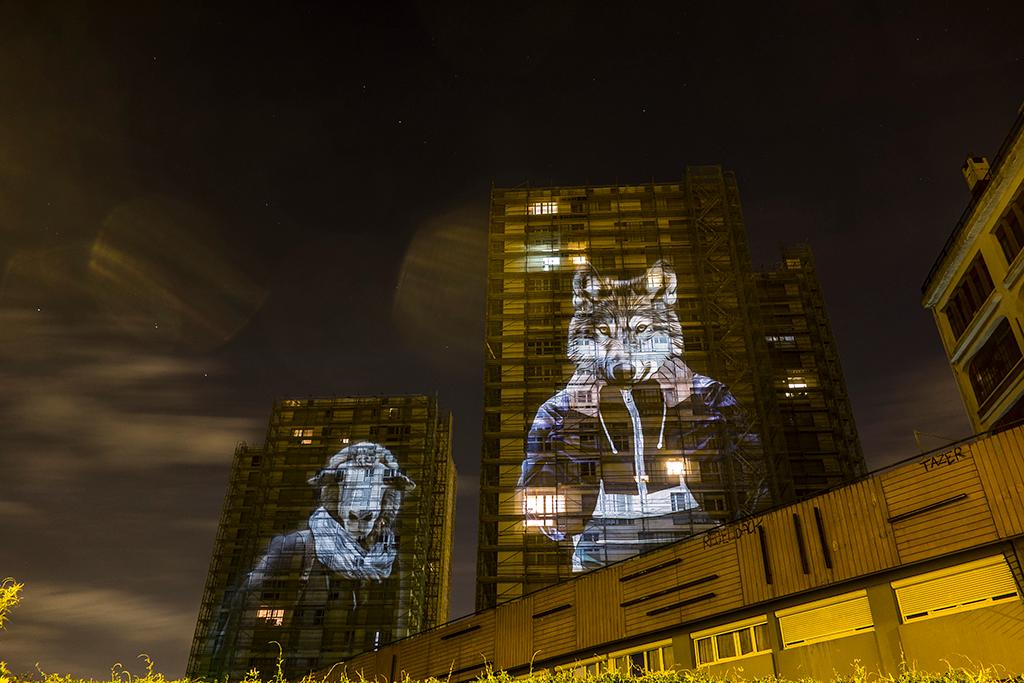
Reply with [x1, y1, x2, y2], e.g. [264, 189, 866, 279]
[338, 423, 1024, 683]
[923, 107, 1024, 431]
[187, 395, 456, 681]
[478, 168, 866, 610]
[756, 245, 866, 499]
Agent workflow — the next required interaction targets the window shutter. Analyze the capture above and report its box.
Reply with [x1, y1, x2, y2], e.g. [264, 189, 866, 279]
[892, 555, 1020, 621]
[777, 591, 872, 647]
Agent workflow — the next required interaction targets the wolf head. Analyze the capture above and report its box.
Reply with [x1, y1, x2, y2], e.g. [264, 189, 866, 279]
[568, 260, 684, 386]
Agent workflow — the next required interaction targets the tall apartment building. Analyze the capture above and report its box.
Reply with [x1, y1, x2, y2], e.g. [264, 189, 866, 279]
[477, 167, 865, 609]
[922, 103, 1024, 431]
[187, 395, 456, 681]
[756, 245, 864, 500]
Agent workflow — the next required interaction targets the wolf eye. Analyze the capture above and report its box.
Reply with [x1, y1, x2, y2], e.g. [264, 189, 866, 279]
[635, 323, 649, 333]
[596, 324, 611, 336]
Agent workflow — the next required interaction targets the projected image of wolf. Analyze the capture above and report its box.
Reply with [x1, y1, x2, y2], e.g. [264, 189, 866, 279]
[517, 260, 764, 571]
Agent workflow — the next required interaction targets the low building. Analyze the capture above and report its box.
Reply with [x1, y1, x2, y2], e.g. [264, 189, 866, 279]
[334, 422, 1024, 681]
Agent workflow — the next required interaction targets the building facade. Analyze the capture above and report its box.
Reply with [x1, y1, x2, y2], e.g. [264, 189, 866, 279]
[339, 423, 1024, 683]
[922, 104, 1024, 431]
[478, 168, 865, 609]
[756, 245, 865, 500]
[187, 395, 456, 681]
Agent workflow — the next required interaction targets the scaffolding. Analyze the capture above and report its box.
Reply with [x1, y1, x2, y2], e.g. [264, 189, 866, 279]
[187, 395, 456, 681]
[477, 169, 864, 609]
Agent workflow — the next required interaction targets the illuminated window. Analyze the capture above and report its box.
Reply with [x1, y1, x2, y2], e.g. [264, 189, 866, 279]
[784, 377, 808, 398]
[572, 255, 588, 265]
[666, 459, 686, 476]
[692, 616, 769, 666]
[528, 201, 558, 215]
[256, 607, 285, 626]
[523, 493, 565, 527]
[291, 427, 315, 445]
[891, 555, 1020, 623]
[542, 256, 560, 271]
[776, 590, 873, 648]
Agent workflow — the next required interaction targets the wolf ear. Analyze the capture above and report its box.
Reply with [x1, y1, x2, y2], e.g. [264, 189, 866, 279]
[572, 264, 602, 311]
[643, 261, 677, 306]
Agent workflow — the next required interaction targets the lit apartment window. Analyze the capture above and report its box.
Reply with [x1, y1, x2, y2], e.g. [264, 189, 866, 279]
[943, 254, 995, 340]
[572, 255, 588, 265]
[692, 616, 769, 666]
[542, 256, 560, 270]
[891, 555, 1020, 623]
[776, 590, 873, 648]
[256, 607, 285, 626]
[291, 427, 315, 445]
[523, 493, 565, 527]
[994, 202, 1024, 265]
[784, 377, 808, 398]
[969, 319, 1023, 408]
[528, 201, 558, 215]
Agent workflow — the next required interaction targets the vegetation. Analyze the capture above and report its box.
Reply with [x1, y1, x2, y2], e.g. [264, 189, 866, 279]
[0, 583, 1020, 683]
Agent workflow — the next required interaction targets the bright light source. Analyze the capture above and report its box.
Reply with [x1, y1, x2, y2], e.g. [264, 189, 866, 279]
[666, 460, 686, 476]
[523, 493, 565, 527]
[256, 607, 284, 626]
[572, 256, 587, 265]
[528, 201, 558, 215]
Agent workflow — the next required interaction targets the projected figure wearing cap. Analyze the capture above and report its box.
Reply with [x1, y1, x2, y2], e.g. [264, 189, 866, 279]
[518, 260, 764, 571]
[211, 442, 414, 667]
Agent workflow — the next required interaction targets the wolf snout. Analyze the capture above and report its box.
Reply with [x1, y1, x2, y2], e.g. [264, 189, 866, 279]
[610, 362, 636, 384]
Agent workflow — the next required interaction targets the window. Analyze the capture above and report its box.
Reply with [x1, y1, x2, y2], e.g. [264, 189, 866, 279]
[994, 202, 1024, 265]
[559, 641, 673, 676]
[523, 493, 565, 527]
[670, 492, 694, 512]
[766, 334, 797, 348]
[703, 495, 726, 512]
[692, 616, 769, 666]
[969, 318, 1023, 408]
[776, 590, 873, 648]
[943, 254, 995, 340]
[528, 201, 558, 215]
[526, 339, 564, 356]
[256, 607, 285, 626]
[891, 555, 1020, 623]
[291, 427, 315, 445]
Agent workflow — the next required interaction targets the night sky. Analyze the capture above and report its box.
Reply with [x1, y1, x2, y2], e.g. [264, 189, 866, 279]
[2, 2, 1023, 677]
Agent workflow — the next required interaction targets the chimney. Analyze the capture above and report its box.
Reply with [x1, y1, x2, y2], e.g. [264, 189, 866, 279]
[962, 156, 990, 194]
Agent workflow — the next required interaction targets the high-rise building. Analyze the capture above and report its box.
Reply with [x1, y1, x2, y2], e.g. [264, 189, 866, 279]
[477, 167, 865, 609]
[755, 245, 865, 500]
[187, 395, 456, 681]
[922, 104, 1024, 431]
